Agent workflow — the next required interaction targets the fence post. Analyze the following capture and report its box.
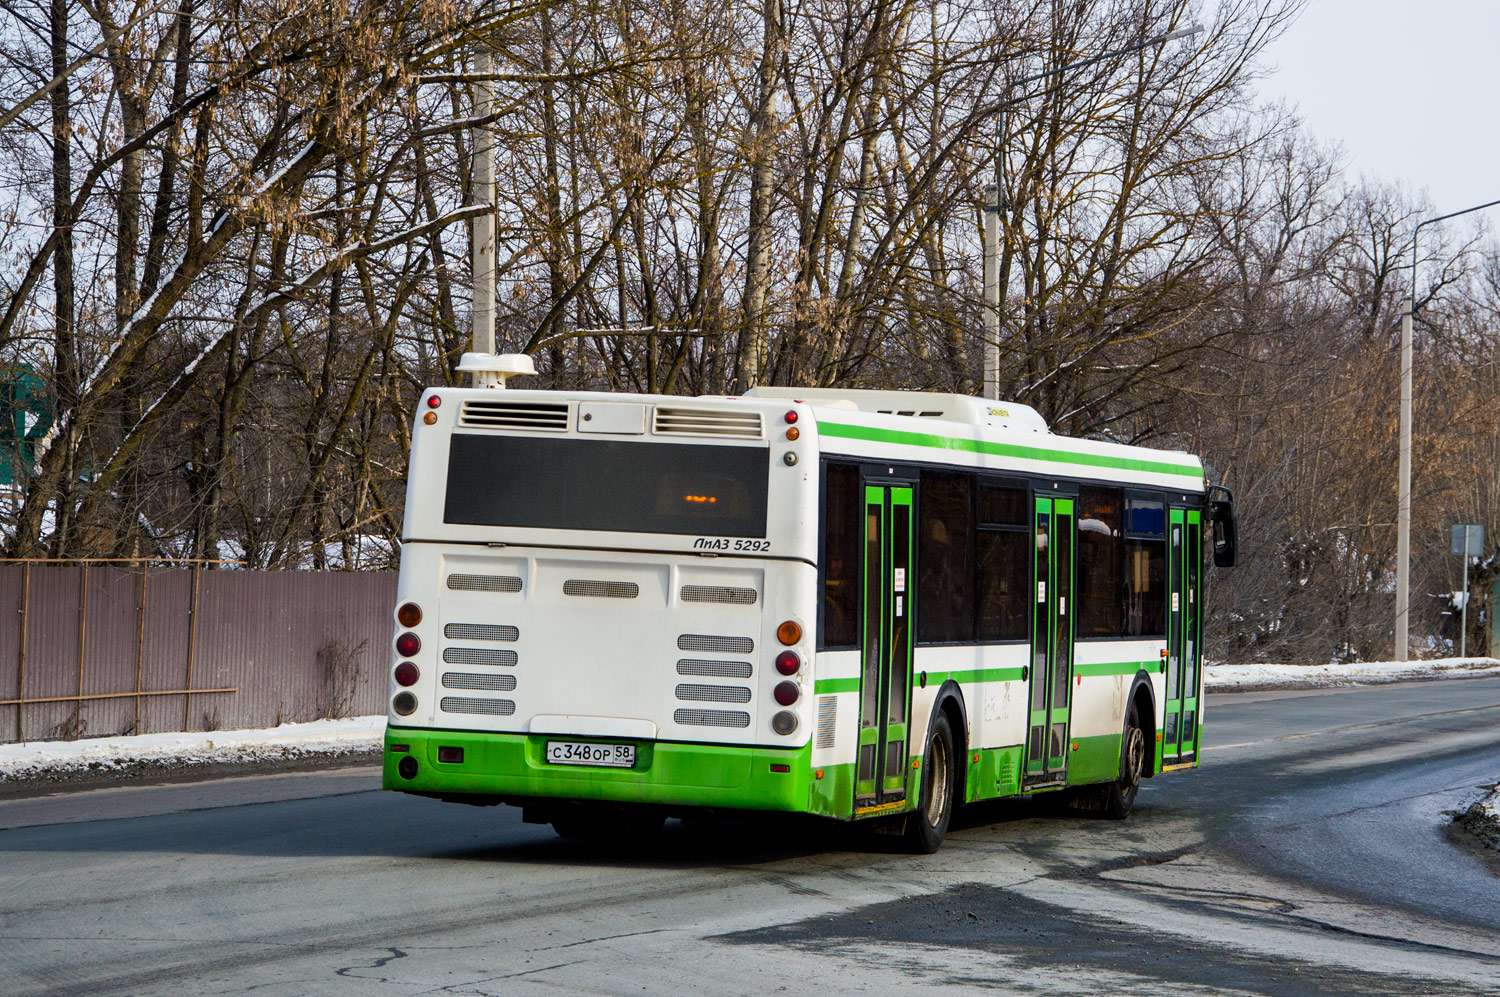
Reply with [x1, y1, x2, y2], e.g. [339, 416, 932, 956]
[183, 564, 200, 731]
[135, 565, 148, 735]
[16, 561, 28, 742]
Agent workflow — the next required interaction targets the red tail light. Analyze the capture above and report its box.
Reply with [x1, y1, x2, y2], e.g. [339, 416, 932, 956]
[774, 681, 799, 706]
[395, 632, 420, 657]
[394, 662, 419, 687]
[427, 394, 442, 408]
[775, 650, 800, 675]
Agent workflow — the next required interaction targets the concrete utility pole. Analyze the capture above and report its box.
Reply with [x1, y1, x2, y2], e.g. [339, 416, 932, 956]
[983, 184, 1000, 400]
[1395, 295, 1413, 661]
[470, 43, 496, 360]
[1394, 197, 1499, 661]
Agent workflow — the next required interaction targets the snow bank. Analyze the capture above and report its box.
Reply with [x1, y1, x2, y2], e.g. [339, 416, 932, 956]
[1205, 657, 1500, 693]
[1458, 786, 1500, 852]
[0, 716, 384, 788]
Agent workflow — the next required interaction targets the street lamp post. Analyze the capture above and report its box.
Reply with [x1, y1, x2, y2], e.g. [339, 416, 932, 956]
[1393, 196, 1500, 661]
[982, 24, 1202, 400]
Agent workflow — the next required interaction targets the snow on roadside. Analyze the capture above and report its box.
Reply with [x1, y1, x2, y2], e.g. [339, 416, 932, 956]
[0, 716, 384, 787]
[1205, 656, 1500, 693]
[1458, 786, 1500, 852]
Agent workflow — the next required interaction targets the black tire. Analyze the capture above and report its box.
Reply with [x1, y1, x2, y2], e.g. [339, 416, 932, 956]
[905, 712, 957, 853]
[1101, 703, 1146, 819]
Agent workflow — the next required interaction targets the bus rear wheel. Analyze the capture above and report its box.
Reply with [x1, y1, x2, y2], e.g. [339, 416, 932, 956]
[905, 712, 956, 853]
[1100, 703, 1146, 820]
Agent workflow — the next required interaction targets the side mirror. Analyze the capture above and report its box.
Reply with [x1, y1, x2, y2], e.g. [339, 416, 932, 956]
[1208, 487, 1237, 568]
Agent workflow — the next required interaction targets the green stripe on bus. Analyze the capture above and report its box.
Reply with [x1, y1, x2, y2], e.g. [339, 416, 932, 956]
[1073, 660, 1155, 678]
[814, 677, 861, 694]
[817, 422, 1202, 478]
[942, 667, 1026, 684]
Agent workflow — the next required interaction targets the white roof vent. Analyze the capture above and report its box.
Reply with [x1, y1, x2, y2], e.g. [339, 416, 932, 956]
[741, 386, 1048, 433]
[457, 352, 536, 389]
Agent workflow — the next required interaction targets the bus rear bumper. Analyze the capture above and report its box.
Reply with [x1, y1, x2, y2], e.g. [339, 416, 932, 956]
[382, 726, 814, 813]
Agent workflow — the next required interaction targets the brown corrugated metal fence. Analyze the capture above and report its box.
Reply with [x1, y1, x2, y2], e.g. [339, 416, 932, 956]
[0, 562, 396, 743]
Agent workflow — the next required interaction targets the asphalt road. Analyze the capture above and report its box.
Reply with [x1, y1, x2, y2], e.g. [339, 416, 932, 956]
[2, 679, 1498, 996]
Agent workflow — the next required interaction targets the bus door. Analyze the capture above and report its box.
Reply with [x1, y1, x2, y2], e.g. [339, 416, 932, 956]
[1025, 494, 1075, 786]
[1163, 508, 1202, 765]
[854, 482, 914, 813]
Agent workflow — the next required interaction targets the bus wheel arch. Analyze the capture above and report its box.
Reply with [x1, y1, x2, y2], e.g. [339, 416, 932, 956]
[1127, 672, 1157, 779]
[905, 683, 965, 853]
[1128, 668, 1152, 779]
[930, 680, 969, 803]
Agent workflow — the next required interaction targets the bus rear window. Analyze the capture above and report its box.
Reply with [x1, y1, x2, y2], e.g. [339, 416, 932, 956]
[444, 435, 769, 537]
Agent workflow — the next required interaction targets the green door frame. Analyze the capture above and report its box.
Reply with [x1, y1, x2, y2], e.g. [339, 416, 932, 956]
[855, 482, 914, 814]
[1163, 508, 1202, 764]
[1025, 495, 1075, 785]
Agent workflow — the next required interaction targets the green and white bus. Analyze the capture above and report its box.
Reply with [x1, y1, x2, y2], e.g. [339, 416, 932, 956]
[383, 356, 1236, 851]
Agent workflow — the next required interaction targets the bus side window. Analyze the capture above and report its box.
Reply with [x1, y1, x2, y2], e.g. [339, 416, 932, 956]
[976, 482, 1028, 641]
[821, 463, 862, 648]
[1076, 486, 1124, 638]
[1123, 496, 1167, 637]
[917, 470, 975, 643]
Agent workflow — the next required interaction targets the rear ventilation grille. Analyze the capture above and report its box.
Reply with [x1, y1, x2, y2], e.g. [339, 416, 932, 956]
[677, 634, 754, 654]
[680, 585, 757, 605]
[447, 574, 522, 593]
[563, 579, 639, 599]
[653, 406, 763, 438]
[816, 696, 837, 749]
[674, 708, 750, 728]
[444, 623, 519, 642]
[442, 672, 517, 692]
[676, 658, 753, 679]
[442, 647, 518, 667]
[441, 696, 516, 716]
[675, 684, 752, 704]
[459, 400, 569, 431]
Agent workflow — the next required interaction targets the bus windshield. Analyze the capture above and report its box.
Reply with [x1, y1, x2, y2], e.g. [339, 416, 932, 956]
[443, 435, 769, 537]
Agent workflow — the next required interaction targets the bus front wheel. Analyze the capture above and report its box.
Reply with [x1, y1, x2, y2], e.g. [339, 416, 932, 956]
[905, 712, 956, 853]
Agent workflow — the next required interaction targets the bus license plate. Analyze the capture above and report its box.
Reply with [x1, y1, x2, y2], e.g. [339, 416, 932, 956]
[545, 741, 635, 768]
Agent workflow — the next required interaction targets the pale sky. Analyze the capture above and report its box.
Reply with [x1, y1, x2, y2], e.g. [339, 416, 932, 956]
[1256, 0, 1500, 217]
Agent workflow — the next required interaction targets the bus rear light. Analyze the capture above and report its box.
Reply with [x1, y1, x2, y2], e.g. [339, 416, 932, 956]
[770, 763, 790, 773]
[423, 412, 437, 425]
[392, 692, 417, 716]
[427, 394, 442, 408]
[438, 747, 464, 763]
[390, 744, 410, 753]
[397, 602, 422, 627]
[776, 620, 802, 646]
[394, 662, 419, 687]
[395, 632, 420, 657]
[775, 650, 800, 675]
[773, 681, 799, 706]
[397, 756, 419, 779]
[771, 710, 798, 735]
[785, 426, 799, 441]
[784, 410, 798, 424]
